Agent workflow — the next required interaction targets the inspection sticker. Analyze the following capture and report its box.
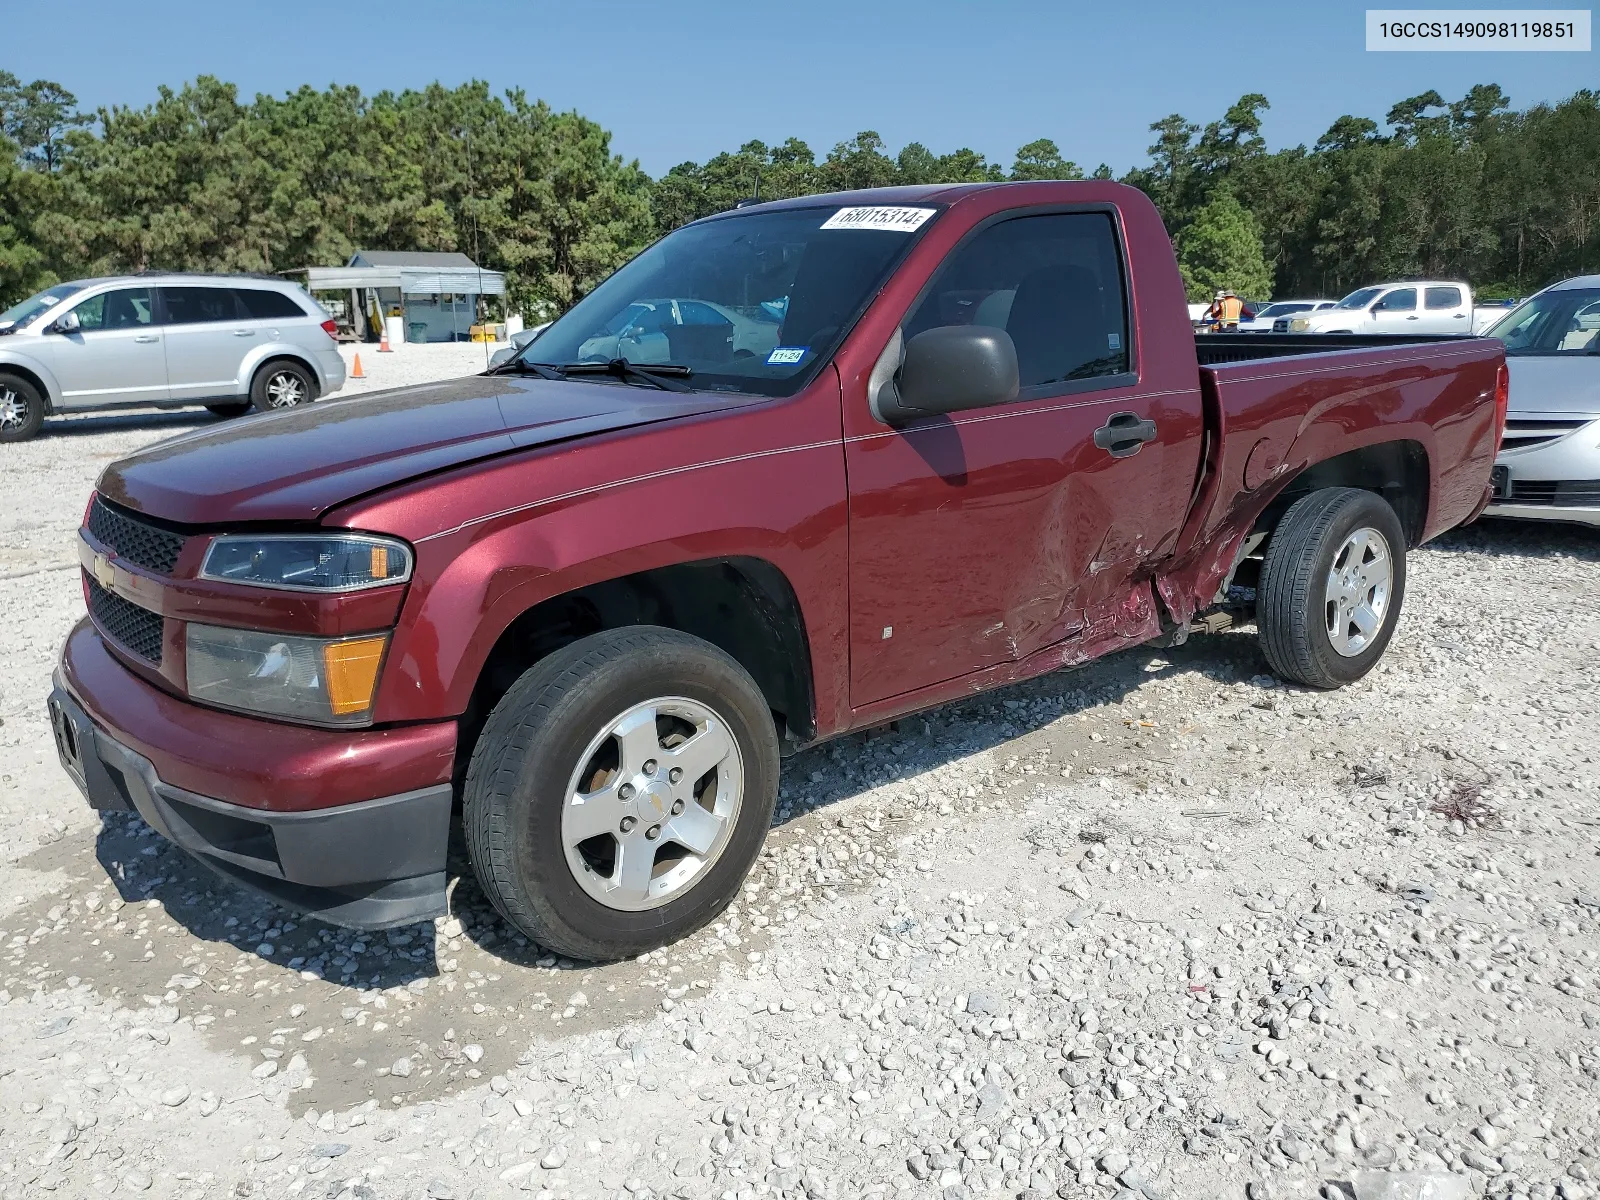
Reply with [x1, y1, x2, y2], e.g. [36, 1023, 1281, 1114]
[767, 346, 808, 365]
[820, 206, 936, 233]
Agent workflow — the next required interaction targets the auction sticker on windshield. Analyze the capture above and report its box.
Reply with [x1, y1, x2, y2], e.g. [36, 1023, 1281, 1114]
[820, 207, 937, 232]
[766, 346, 809, 365]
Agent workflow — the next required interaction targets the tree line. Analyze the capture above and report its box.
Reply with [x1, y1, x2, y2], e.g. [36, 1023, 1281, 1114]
[3, 70, 1598, 315]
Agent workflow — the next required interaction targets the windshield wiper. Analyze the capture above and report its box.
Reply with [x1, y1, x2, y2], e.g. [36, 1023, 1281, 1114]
[549, 359, 694, 392]
[488, 358, 565, 379]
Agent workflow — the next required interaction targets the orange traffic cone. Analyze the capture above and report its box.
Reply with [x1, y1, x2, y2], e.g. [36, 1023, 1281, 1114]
[378, 329, 393, 353]
[350, 354, 365, 379]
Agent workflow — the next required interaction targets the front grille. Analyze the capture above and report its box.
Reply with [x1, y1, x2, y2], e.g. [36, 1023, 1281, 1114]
[1506, 479, 1600, 507]
[1272, 318, 1289, 333]
[86, 576, 164, 665]
[1501, 418, 1590, 452]
[86, 496, 187, 574]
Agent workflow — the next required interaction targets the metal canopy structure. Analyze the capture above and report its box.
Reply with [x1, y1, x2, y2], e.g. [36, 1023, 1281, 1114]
[302, 264, 506, 296]
[301, 250, 505, 296]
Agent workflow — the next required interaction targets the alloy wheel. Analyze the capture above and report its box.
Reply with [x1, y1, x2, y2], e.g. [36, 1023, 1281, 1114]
[0, 385, 28, 430]
[1324, 526, 1392, 657]
[560, 696, 744, 911]
[264, 371, 306, 407]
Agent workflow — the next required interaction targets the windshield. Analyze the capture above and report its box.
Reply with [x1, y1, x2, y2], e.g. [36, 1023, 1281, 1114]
[1258, 302, 1312, 318]
[1335, 287, 1383, 310]
[521, 203, 940, 397]
[1488, 287, 1600, 355]
[0, 282, 85, 329]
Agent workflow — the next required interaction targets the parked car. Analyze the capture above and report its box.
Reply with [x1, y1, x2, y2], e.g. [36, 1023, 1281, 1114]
[49, 182, 1503, 959]
[0, 274, 345, 442]
[1481, 275, 1600, 526]
[1282, 282, 1474, 335]
[1472, 298, 1521, 334]
[487, 322, 552, 369]
[1238, 300, 1334, 332]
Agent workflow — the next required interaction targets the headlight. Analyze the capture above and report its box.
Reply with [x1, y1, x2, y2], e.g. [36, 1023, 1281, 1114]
[200, 534, 412, 592]
[1289, 317, 1310, 332]
[185, 624, 389, 725]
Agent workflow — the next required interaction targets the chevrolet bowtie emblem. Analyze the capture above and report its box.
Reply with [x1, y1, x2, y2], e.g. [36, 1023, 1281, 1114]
[93, 553, 116, 590]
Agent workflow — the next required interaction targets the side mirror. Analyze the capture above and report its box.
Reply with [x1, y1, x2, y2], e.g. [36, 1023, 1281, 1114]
[52, 310, 81, 335]
[871, 325, 1020, 425]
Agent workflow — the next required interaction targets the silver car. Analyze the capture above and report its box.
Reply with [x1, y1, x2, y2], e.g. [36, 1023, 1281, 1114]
[1484, 274, 1600, 527]
[0, 274, 347, 442]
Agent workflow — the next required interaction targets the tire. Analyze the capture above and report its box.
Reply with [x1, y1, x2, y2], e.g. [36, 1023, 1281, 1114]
[206, 401, 252, 418]
[1257, 487, 1407, 689]
[463, 626, 780, 961]
[0, 374, 46, 443]
[249, 360, 317, 412]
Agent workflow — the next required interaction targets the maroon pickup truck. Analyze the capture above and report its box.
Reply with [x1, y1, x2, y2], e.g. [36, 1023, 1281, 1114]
[49, 182, 1506, 959]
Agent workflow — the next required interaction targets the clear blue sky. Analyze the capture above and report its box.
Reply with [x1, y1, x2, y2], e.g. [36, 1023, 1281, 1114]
[6, 0, 1595, 176]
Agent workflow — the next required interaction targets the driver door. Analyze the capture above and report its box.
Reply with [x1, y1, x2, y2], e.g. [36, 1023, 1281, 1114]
[39, 287, 168, 410]
[843, 210, 1202, 706]
[1369, 287, 1419, 334]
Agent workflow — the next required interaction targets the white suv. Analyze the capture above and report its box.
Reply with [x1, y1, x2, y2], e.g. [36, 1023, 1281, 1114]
[0, 274, 346, 442]
[1285, 281, 1474, 336]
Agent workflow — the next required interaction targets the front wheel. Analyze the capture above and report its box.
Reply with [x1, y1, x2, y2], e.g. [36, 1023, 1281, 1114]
[1257, 487, 1407, 689]
[463, 627, 779, 961]
[0, 374, 46, 443]
[250, 361, 317, 412]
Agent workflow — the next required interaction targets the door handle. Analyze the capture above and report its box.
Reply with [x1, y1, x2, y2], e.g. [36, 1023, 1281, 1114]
[1406, 315, 1420, 320]
[1093, 411, 1158, 459]
[233, 329, 256, 337]
[133, 335, 159, 344]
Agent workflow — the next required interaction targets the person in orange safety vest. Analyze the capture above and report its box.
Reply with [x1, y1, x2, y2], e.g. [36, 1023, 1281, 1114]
[1207, 290, 1245, 331]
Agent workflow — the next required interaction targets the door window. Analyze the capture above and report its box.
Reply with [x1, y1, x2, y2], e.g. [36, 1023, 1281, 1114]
[903, 212, 1131, 390]
[677, 301, 733, 327]
[235, 288, 308, 320]
[160, 286, 244, 325]
[1424, 286, 1462, 310]
[1374, 288, 1417, 312]
[70, 288, 155, 331]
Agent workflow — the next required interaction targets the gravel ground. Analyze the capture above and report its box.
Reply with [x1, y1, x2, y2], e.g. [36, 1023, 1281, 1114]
[336, 343, 504, 397]
[1, 404, 1597, 1200]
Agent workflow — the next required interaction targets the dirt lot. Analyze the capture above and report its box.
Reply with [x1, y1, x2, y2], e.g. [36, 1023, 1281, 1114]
[1, 395, 1597, 1200]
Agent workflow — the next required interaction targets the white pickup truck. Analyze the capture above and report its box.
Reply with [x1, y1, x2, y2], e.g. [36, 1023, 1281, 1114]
[1283, 281, 1474, 336]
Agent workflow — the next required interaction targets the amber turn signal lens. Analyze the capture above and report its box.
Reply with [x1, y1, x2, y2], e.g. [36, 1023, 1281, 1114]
[321, 636, 389, 717]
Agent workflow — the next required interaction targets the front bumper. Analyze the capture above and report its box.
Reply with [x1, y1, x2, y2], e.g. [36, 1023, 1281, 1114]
[1487, 418, 1600, 527]
[50, 622, 456, 929]
[1482, 499, 1600, 526]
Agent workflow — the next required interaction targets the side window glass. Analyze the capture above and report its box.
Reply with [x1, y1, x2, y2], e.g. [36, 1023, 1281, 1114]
[1377, 289, 1417, 312]
[161, 287, 244, 325]
[1424, 286, 1462, 310]
[236, 288, 305, 320]
[72, 289, 154, 331]
[903, 212, 1130, 390]
[678, 301, 732, 328]
[633, 304, 670, 333]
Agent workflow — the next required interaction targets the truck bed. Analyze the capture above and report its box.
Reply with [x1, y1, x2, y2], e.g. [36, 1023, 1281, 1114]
[1194, 332, 1474, 366]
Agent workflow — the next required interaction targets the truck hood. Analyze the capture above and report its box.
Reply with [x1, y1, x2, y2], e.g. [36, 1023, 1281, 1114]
[97, 373, 759, 525]
[1297, 309, 1359, 331]
[1505, 355, 1600, 418]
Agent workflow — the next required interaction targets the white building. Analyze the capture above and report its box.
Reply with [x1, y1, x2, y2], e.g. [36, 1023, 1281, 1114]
[303, 250, 507, 344]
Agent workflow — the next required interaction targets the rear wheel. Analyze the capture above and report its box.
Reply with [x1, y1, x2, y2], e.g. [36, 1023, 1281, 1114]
[250, 361, 317, 412]
[1257, 487, 1407, 689]
[463, 627, 779, 961]
[0, 374, 46, 443]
